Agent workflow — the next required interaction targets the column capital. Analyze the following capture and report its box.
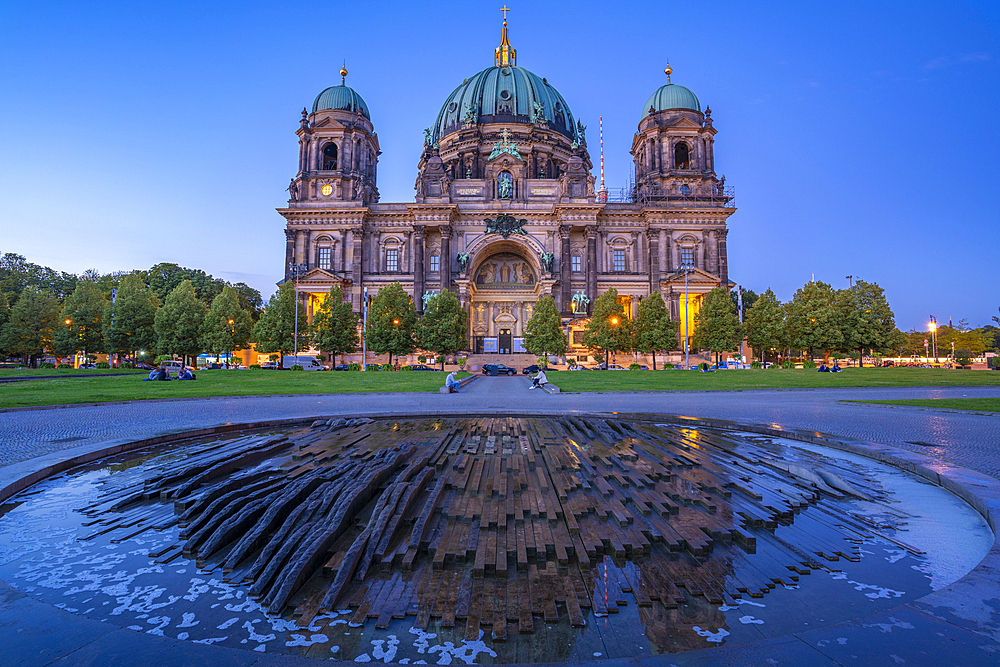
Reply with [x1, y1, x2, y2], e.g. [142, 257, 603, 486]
[559, 225, 572, 239]
[285, 228, 298, 241]
[438, 225, 453, 235]
[646, 229, 659, 242]
[585, 225, 598, 239]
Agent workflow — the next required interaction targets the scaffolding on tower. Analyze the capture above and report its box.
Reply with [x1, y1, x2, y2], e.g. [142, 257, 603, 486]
[597, 116, 608, 203]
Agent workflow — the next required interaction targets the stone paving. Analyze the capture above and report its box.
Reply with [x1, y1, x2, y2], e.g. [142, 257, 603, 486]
[2, 377, 999, 477]
[1, 377, 1000, 666]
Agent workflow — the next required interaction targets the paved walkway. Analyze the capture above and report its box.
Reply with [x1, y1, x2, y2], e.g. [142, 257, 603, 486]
[2, 377, 999, 477]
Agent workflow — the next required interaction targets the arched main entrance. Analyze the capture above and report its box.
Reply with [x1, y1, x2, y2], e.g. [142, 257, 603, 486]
[459, 241, 555, 355]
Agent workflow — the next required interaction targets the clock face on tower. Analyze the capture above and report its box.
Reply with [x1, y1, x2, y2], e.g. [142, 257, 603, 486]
[321, 184, 333, 196]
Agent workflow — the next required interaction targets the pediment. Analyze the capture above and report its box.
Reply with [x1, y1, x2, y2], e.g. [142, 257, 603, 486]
[664, 116, 703, 130]
[663, 266, 719, 283]
[302, 268, 347, 282]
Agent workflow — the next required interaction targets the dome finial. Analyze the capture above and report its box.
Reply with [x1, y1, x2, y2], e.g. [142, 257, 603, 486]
[665, 62, 672, 84]
[495, 5, 516, 67]
[340, 61, 348, 85]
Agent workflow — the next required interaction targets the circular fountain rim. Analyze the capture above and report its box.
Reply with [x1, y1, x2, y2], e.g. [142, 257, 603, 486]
[1, 410, 998, 667]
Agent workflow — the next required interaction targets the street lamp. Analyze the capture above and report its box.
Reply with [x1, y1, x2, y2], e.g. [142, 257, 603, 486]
[679, 263, 694, 370]
[289, 262, 308, 361]
[228, 319, 235, 369]
[929, 316, 938, 361]
[606, 316, 619, 369]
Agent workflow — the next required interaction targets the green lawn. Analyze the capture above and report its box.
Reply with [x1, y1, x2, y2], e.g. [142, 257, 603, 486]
[550, 367, 1000, 392]
[0, 370, 467, 409]
[848, 398, 1000, 412]
[0, 368, 144, 377]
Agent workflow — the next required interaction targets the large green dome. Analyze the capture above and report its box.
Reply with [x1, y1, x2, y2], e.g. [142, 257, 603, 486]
[434, 65, 576, 140]
[312, 84, 370, 119]
[643, 83, 700, 117]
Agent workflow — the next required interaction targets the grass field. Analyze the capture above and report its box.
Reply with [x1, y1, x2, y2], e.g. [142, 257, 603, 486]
[0, 370, 467, 409]
[0, 368, 144, 377]
[550, 367, 1000, 392]
[849, 398, 1000, 412]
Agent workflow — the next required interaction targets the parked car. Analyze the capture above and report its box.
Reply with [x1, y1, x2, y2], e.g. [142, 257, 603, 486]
[566, 364, 590, 370]
[261, 362, 279, 369]
[482, 363, 516, 376]
[595, 363, 628, 370]
[522, 365, 558, 374]
[405, 364, 439, 371]
[365, 364, 383, 371]
[334, 364, 351, 371]
[282, 356, 326, 371]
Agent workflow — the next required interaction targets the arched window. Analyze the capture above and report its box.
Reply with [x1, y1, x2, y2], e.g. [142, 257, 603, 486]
[674, 142, 690, 169]
[322, 143, 338, 170]
[680, 184, 691, 196]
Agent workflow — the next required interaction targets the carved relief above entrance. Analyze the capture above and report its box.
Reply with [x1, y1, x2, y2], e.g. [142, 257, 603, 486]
[475, 253, 536, 287]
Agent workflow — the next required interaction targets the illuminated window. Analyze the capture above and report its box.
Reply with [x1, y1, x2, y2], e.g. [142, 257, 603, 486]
[322, 143, 338, 170]
[429, 255, 439, 272]
[318, 247, 331, 270]
[680, 247, 694, 267]
[613, 249, 626, 272]
[571, 255, 581, 272]
[386, 249, 399, 272]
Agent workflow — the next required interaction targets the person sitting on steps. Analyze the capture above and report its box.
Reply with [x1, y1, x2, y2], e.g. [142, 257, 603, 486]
[445, 371, 459, 393]
[530, 368, 548, 389]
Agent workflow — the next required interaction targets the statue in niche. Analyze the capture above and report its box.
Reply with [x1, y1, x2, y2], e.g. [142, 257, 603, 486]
[422, 291, 438, 308]
[457, 252, 470, 273]
[498, 172, 513, 199]
[540, 252, 554, 273]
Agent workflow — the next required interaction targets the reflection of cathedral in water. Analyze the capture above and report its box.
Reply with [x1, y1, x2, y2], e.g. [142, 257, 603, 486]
[278, 12, 735, 354]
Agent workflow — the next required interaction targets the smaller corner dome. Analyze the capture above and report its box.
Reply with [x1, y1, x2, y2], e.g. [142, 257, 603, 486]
[643, 83, 700, 118]
[312, 85, 371, 119]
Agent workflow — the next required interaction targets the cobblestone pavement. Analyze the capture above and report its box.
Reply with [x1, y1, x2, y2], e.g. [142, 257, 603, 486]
[2, 377, 999, 476]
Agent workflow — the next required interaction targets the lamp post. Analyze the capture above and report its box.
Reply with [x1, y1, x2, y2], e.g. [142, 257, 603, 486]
[228, 319, 235, 369]
[362, 286, 368, 371]
[929, 316, 938, 361]
[680, 263, 694, 370]
[392, 318, 400, 368]
[607, 316, 619, 369]
[289, 262, 307, 361]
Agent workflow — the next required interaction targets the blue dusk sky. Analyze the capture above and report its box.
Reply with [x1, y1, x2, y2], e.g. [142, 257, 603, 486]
[0, 0, 997, 332]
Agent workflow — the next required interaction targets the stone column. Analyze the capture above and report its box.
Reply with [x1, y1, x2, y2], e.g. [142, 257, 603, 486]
[351, 226, 363, 311]
[647, 230, 659, 294]
[560, 225, 572, 315]
[705, 229, 718, 275]
[586, 226, 598, 315]
[717, 228, 730, 287]
[439, 225, 452, 291]
[303, 230, 312, 270]
[662, 229, 673, 273]
[413, 226, 425, 314]
[284, 229, 297, 280]
[631, 231, 641, 273]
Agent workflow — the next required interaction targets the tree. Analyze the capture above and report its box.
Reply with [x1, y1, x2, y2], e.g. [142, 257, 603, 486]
[417, 290, 468, 370]
[583, 288, 631, 367]
[231, 282, 264, 321]
[522, 295, 566, 366]
[365, 282, 417, 367]
[146, 262, 227, 307]
[744, 288, 786, 364]
[104, 273, 159, 359]
[632, 292, 676, 370]
[0, 287, 60, 365]
[785, 281, 844, 362]
[692, 286, 743, 367]
[0, 292, 9, 334]
[311, 285, 359, 367]
[844, 280, 900, 361]
[200, 286, 254, 364]
[731, 287, 759, 323]
[154, 280, 208, 362]
[52, 281, 108, 360]
[251, 282, 308, 365]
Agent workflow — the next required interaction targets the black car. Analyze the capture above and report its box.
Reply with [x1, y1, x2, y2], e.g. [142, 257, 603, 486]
[521, 364, 557, 375]
[483, 363, 516, 376]
[406, 364, 439, 371]
[334, 364, 351, 371]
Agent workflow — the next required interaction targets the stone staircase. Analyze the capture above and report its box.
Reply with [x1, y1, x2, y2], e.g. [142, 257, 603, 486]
[465, 353, 537, 372]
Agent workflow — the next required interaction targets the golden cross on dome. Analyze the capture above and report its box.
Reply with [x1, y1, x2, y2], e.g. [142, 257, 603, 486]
[501, 5, 510, 23]
[500, 128, 512, 141]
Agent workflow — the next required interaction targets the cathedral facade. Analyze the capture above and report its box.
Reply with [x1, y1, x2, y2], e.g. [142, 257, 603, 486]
[278, 18, 735, 359]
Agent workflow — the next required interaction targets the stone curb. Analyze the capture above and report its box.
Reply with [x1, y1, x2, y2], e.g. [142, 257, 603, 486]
[1, 409, 998, 666]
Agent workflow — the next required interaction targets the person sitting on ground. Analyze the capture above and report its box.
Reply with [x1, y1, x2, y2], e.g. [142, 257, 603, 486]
[530, 368, 548, 389]
[178, 367, 196, 381]
[445, 371, 459, 393]
[830, 361, 842, 373]
[818, 363, 829, 372]
[144, 366, 159, 381]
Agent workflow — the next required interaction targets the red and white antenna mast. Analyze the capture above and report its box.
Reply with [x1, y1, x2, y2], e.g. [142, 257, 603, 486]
[597, 115, 608, 202]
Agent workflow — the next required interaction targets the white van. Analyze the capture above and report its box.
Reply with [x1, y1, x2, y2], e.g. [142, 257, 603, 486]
[282, 356, 326, 371]
[159, 360, 185, 376]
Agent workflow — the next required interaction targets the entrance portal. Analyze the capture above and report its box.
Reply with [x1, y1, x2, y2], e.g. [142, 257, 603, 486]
[499, 328, 512, 354]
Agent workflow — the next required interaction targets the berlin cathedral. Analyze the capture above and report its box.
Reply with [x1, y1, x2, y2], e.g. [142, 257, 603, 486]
[278, 14, 735, 360]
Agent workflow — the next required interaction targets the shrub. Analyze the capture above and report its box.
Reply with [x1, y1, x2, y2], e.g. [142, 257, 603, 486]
[436, 355, 446, 366]
[699, 362, 710, 371]
[955, 350, 973, 367]
[781, 360, 795, 369]
[803, 360, 816, 369]
[629, 363, 642, 370]
[457, 357, 467, 370]
[291, 364, 304, 371]
[381, 363, 393, 371]
[39, 362, 55, 369]
[96, 361, 110, 369]
[249, 364, 261, 369]
[988, 356, 1000, 369]
[751, 361, 762, 369]
[348, 363, 361, 371]
[400, 365, 414, 371]
[365, 364, 381, 371]
[121, 362, 134, 369]
[417, 355, 426, 364]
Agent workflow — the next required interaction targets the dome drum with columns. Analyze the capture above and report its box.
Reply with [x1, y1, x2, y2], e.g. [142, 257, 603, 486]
[277, 13, 736, 365]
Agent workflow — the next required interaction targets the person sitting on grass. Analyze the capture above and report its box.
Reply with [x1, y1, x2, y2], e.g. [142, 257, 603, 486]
[178, 367, 196, 381]
[830, 361, 842, 373]
[445, 371, 459, 393]
[530, 368, 548, 389]
[143, 366, 169, 381]
[818, 363, 829, 372]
